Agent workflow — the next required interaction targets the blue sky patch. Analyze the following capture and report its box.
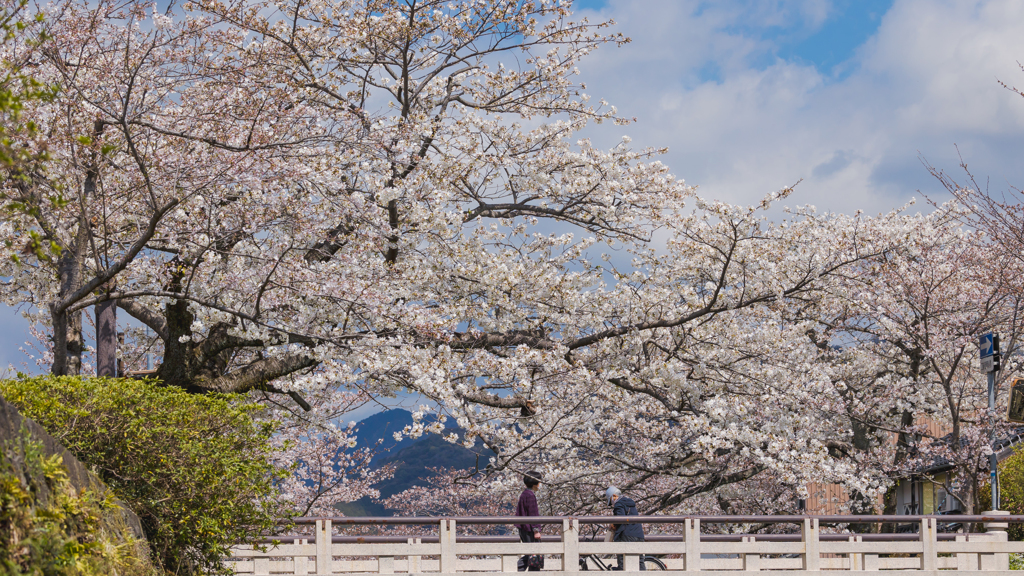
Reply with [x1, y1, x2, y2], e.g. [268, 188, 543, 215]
[776, 0, 894, 79]
[574, 0, 894, 82]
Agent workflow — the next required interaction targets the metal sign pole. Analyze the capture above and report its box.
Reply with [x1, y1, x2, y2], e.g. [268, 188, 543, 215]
[990, 369, 999, 510]
[981, 332, 1000, 510]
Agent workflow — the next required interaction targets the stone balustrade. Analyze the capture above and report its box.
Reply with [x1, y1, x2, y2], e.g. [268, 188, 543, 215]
[225, 512, 1024, 575]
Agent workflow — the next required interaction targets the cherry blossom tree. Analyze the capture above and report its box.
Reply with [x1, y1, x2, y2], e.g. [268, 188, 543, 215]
[0, 0, 57, 258]
[273, 390, 396, 517]
[382, 467, 513, 534]
[0, 0, 978, 516]
[0, 0, 326, 380]
[0, 0, 391, 513]
[802, 200, 1024, 514]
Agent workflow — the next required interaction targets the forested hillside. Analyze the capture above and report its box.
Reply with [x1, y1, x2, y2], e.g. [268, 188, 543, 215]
[338, 410, 488, 516]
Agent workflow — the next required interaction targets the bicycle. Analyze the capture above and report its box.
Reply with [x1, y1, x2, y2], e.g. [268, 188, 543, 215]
[579, 553, 667, 571]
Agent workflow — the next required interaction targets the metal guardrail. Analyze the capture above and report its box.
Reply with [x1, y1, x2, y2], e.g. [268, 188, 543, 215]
[287, 513, 1024, 525]
[253, 533, 988, 544]
[226, 513, 1024, 574]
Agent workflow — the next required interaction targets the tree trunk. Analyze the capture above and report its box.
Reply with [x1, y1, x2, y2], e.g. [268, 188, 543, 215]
[880, 485, 897, 534]
[49, 303, 82, 376]
[50, 147, 99, 377]
[49, 233, 86, 376]
[157, 287, 197, 390]
[848, 489, 877, 533]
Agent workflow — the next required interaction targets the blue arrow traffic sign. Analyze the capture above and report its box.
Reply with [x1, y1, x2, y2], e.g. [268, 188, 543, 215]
[981, 333, 995, 358]
[981, 333, 1000, 373]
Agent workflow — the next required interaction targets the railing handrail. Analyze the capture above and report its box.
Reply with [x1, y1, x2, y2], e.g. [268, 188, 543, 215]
[250, 532, 980, 544]
[287, 513, 1023, 525]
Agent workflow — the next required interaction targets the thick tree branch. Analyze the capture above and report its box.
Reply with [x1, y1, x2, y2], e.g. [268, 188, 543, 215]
[198, 322, 317, 360]
[655, 464, 765, 512]
[116, 298, 169, 340]
[448, 329, 557, 350]
[197, 351, 319, 396]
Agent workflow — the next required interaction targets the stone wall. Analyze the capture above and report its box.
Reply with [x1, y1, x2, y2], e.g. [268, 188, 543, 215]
[0, 395, 155, 571]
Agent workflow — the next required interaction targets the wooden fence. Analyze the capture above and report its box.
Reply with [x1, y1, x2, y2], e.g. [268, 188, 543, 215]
[225, 512, 1024, 574]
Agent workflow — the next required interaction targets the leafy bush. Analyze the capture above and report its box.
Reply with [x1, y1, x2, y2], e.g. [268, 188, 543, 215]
[1, 430, 158, 575]
[980, 446, 1024, 541]
[0, 376, 287, 574]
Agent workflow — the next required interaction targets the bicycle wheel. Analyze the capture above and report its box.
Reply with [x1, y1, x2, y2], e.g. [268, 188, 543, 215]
[644, 557, 667, 571]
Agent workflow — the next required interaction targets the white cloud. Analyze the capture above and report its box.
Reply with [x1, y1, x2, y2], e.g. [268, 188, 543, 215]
[574, 0, 1024, 215]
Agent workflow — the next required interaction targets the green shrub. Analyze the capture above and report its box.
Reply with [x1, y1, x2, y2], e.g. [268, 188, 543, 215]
[980, 445, 1024, 541]
[0, 376, 287, 574]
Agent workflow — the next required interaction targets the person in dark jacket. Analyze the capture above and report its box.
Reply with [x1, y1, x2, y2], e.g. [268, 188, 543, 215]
[516, 471, 544, 571]
[606, 486, 646, 571]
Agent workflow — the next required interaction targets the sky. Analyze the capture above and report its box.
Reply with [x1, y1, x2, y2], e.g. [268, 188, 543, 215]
[5, 0, 1024, 374]
[569, 0, 1024, 216]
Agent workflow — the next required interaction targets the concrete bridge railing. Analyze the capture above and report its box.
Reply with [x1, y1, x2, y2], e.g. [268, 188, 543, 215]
[225, 512, 1024, 575]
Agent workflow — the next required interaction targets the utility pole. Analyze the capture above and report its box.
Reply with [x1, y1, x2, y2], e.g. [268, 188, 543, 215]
[96, 297, 117, 377]
[981, 333, 1000, 510]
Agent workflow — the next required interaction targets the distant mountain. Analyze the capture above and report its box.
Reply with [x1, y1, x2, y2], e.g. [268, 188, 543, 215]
[376, 434, 486, 498]
[337, 409, 491, 516]
[351, 409, 418, 465]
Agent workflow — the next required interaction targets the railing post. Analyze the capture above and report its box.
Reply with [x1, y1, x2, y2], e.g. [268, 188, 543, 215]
[562, 518, 579, 571]
[316, 519, 331, 575]
[408, 537, 421, 573]
[254, 552, 270, 575]
[440, 518, 456, 574]
[921, 518, 937, 571]
[802, 518, 820, 571]
[230, 544, 252, 575]
[294, 538, 309, 575]
[983, 510, 1010, 571]
[501, 554, 518, 572]
[956, 534, 979, 571]
[742, 536, 760, 571]
[863, 551, 879, 572]
[684, 517, 701, 572]
[623, 551, 640, 571]
[848, 535, 861, 571]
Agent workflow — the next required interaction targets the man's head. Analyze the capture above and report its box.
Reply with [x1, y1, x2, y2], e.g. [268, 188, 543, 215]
[605, 486, 621, 506]
[524, 470, 543, 490]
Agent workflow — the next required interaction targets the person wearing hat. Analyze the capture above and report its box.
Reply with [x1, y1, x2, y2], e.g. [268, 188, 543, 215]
[516, 471, 544, 571]
[606, 486, 646, 571]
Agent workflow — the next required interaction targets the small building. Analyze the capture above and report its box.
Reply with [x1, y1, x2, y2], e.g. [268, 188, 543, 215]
[893, 427, 1024, 516]
[804, 424, 1024, 517]
[893, 468, 958, 515]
